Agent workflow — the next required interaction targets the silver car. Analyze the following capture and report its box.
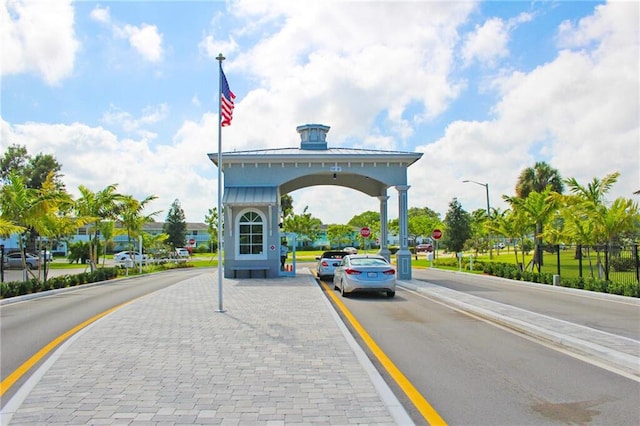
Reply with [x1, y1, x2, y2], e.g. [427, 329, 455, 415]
[3, 252, 41, 269]
[316, 251, 348, 279]
[333, 254, 396, 298]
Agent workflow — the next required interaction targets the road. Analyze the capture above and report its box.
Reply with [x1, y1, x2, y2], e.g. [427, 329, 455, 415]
[319, 268, 640, 425]
[0, 268, 205, 407]
[3, 264, 639, 424]
[412, 268, 640, 339]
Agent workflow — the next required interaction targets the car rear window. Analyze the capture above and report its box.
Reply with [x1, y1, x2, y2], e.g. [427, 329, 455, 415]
[322, 251, 347, 259]
[350, 258, 388, 266]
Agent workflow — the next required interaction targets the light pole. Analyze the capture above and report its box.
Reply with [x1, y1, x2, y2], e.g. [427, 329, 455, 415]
[463, 179, 492, 259]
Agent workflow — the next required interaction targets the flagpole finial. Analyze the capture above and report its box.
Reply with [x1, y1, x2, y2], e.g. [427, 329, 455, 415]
[216, 53, 225, 62]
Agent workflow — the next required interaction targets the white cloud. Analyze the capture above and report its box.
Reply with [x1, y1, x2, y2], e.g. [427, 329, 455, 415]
[461, 12, 533, 68]
[91, 6, 164, 63]
[410, 1, 640, 218]
[205, 1, 476, 154]
[462, 17, 509, 67]
[1, 117, 218, 224]
[1, 0, 79, 85]
[89, 6, 110, 24]
[101, 104, 168, 135]
[118, 23, 164, 63]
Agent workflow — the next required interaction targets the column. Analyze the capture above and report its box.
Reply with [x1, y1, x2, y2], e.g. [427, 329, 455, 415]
[395, 185, 412, 280]
[377, 195, 390, 261]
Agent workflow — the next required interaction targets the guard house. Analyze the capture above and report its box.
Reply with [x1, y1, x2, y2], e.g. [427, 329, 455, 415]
[208, 124, 422, 280]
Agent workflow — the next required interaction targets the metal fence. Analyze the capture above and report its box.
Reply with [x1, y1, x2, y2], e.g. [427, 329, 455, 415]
[537, 244, 639, 284]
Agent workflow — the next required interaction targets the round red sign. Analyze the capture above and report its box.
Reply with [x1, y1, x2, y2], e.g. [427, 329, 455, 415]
[189, 238, 195, 245]
[432, 229, 443, 240]
[360, 227, 371, 238]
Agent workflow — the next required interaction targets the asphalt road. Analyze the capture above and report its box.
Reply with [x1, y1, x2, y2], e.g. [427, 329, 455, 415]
[411, 268, 640, 340]
[0, 268, 205, 407]
[319, 271, 640, 425]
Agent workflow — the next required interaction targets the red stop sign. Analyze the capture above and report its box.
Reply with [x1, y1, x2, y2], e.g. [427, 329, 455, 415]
[432, 229, 443, 240]
[360, 227, 371, 238]
[189, 238, 195, 245]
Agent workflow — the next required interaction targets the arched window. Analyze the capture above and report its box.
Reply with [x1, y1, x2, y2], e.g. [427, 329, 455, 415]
[237, 209, 265, 258]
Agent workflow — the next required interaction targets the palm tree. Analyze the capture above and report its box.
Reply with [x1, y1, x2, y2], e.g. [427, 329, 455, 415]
[504, 186, 559, 271]
[75, 184, 125, 272]
[98, 220, 125, 266]
[117, 194, 160, 259]
[0, 172, 73, 277]
[515, 161, 564, 199]
[559, 172, 639, 279]
[0, 218, 24, 238]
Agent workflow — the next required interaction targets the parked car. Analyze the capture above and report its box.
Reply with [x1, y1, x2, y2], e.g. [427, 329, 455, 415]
[40, 250, 53, 261]
[3, 252, 40, 269]
[494, 242, 505, 249]
[343, 246, 358, 254]
[333, 254, 396, 298]
[416, 243, 434, 253]
[176, 248, 190, 258]
[316, 251, 349, 279]
[113, 251, 148, 263]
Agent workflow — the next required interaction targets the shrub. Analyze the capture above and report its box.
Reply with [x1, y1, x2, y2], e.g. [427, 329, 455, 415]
[610, 256, 635, 272]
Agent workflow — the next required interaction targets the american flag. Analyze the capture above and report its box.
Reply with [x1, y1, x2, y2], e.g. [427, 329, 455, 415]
[220, 68, 236, 127]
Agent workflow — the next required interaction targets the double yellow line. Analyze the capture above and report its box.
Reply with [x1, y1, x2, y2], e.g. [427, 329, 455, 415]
[1, 301, 133, 398]
[318, 279, 447, 426]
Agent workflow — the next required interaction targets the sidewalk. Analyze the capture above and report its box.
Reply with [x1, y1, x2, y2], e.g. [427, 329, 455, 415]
[2, 270, 412, 425]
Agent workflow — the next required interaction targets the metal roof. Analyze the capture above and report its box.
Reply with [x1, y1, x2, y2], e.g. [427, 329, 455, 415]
[222, 186, 278, 206]
[209, 147, 422, 166]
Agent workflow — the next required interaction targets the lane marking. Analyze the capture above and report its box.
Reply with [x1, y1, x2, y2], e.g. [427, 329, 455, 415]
[0, 300, 134, 398]
[318, 279, 447, 425]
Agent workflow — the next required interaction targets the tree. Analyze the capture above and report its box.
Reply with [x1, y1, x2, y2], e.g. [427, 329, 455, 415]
[0, 171, 75, 277]
[205, 207, 222, 253]
[0, 144, 64, 189]
[280, 194, 294, 220]
[348, 211, 380, 248]
[442, 198, 471, 253]
[504, 186, 559, 271]
[163, 199, 187, 249]
[282, 206, 322, 247]
[558, 172, 639, 278]
[407, 207, 442, 243]
[326, 224, 354, 249]
[515, 161, 564, 199]
[75, 184, 124, 272]
[0, 145, 28, 183]
[117, 194, 160, 255]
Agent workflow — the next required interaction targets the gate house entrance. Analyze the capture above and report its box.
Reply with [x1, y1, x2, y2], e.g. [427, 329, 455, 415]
[209, 124, 422, 280]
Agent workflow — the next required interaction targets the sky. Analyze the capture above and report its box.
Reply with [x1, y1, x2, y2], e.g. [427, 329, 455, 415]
[1, 0, 639, 226]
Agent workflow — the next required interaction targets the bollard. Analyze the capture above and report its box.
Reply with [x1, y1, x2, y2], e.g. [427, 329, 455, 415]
[553, 274, 560, 286]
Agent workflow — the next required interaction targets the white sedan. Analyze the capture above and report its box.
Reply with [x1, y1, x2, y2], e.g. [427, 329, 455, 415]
[333, 254, 396, 298]
[113, 251, 148, 263]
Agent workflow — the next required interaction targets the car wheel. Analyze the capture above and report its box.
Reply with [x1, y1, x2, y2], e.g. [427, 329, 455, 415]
[26, 262, 34, 270]
[386, 290, 395, 298]
[340, 281, 349, 297]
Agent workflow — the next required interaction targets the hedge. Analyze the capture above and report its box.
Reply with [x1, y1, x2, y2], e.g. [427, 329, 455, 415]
[480, 261, 638, 297]
[0, 267, 119, 299]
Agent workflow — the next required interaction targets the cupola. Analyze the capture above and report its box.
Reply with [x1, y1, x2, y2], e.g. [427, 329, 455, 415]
[297, 124, 330, 150]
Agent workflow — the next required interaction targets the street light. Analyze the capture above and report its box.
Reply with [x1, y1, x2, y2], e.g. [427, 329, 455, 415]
[463, 179, 492, 259]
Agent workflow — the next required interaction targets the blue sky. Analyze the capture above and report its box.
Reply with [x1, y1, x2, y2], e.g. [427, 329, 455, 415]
[2, 0, 638, 224]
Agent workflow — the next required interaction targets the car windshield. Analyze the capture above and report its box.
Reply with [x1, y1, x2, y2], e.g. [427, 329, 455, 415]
[350, 258, 388, 266]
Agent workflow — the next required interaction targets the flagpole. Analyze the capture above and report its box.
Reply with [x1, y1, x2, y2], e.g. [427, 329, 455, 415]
[216, 53, 225, 313]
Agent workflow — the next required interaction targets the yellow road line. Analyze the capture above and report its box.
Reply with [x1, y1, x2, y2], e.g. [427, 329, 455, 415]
[319, 279, 447, 426]
[0, 300, 133, 397]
